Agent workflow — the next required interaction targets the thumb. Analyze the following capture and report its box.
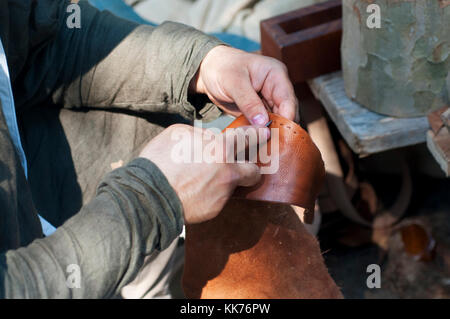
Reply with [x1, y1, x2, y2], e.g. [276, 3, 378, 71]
[222, 125, 270, 163]
[233, 162, 261, 187]
[229, 77, 269, 126]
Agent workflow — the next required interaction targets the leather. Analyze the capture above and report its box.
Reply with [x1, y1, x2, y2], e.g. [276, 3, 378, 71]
[182, 113, 341, 299]
[226, 113, 325, 213]
[183, 200, 343, 299]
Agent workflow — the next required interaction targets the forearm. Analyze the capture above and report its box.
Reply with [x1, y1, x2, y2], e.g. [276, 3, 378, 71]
[56, 20, 222, 117]
[52, 2, 222, 119]
[11, 1, 222, 121]
[0, 158, 183, 298]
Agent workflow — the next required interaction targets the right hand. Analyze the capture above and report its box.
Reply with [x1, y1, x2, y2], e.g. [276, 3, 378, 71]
[139, 124, 269, 224]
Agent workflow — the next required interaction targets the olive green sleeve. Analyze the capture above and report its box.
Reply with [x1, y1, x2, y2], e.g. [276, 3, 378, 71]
[1, 158, 184, 298]
[15, 1, 223, 121]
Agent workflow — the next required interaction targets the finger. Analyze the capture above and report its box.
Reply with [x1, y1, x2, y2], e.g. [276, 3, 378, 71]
[278, 99, 299, 122]
[233, 162, 261, 187]
[222, 125, 270, 162]
[295, 102, 300, 122]
[229, 75, 269, 126]
[230, 125, 271, 153]
[262, 67, 298, 121]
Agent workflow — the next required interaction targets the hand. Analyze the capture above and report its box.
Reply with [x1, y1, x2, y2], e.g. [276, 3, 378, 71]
[191, 45, 299, 125]
[139, 124, 269, 224]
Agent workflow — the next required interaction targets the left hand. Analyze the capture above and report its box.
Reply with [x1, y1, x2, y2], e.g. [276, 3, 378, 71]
[190, 45, 299, 126]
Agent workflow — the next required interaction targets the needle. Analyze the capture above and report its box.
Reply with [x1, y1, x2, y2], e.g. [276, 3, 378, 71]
[265, 120, 273, 127]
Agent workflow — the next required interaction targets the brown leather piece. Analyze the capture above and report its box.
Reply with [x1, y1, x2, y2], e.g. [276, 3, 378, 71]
[225, 113, 326, 213]
[182, 113, 341, 299]
[183, 200, 343, 299]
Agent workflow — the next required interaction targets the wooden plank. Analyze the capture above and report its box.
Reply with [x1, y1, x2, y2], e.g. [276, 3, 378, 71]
[309, 72, 429, 155]
[260, 0, 342, 84]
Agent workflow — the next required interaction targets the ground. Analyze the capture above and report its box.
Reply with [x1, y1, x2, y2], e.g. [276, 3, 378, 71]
[320, 175, 450, 299]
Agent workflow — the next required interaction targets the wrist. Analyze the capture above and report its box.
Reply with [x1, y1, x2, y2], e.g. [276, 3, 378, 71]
[189, 44, 229, 95]
[189, 68, 204, 95]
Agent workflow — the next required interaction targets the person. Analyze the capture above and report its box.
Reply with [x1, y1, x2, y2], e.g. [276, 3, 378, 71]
[0, 0, 298, 298]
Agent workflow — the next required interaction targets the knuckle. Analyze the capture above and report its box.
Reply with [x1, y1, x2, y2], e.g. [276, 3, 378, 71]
[274, 59, 288, 72]
[248, 163, 261, 179]
[167, 123, 188, 132]
[241, 100, 262, 114]
[220, 164, 240, 185]
[265, 56, 287, 71]
[208, 205, 224, 220]
[280, 62, 289, 73]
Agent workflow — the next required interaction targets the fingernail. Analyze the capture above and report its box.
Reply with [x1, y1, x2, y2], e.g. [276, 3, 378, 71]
[252, 114, 267, 126]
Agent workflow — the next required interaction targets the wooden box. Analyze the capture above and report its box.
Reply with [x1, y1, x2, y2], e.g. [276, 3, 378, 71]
[260, 0, 342, 84]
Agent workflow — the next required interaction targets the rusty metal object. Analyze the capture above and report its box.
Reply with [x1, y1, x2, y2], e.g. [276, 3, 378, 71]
[400, 223, 436, 262]
[342, 0, 450, 117]
[427, 106, 450, 176]
[442, 108, 450, 133]
[428, 107, 449, 134]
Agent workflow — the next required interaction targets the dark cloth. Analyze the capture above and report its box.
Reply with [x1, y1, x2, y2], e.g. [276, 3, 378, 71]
[0, 0, 222, 298]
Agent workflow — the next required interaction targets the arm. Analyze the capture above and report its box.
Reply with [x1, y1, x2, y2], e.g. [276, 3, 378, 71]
[13, 1, 223, 120]
[1, 158, 183, 298]
[0, 124, 265, 298]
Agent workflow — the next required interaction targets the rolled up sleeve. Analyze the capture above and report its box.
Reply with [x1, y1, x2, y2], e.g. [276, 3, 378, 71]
[15, 1, 223, 121]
